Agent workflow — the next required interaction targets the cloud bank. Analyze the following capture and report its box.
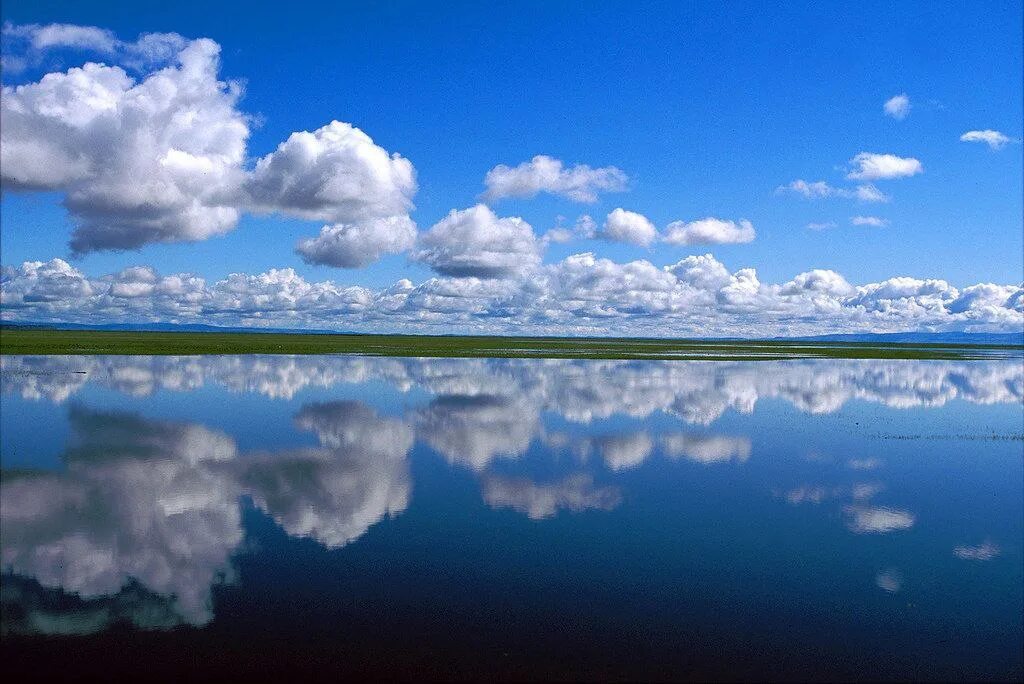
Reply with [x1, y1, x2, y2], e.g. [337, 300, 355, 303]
[3, 255, 1021, 336]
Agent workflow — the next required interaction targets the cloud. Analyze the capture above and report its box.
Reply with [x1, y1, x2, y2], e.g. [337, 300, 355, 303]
[480, 155, 628, 203]
[1, 22, 188, 70]
[599, 208, 658, 246]
[846, 153, 923, 180]
[854, 184, 889, 202]
[777, 180, 889, 203]
[807, 221, 837, 231]
[5, 22, 118, 53]
[411, 204, 542, 278]
[883, 93, 910, 120]
[851, 216, 888, 227]
[663, 218, 755, 245]
[959, 130, 1015, 150]
[295, 216, 417, 268]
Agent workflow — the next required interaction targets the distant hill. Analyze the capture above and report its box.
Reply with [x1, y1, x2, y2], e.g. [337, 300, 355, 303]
[2, 321, 1022, 345]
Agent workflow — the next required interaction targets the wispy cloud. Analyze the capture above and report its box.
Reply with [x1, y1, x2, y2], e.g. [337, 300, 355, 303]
[960, 130, 1017, 150]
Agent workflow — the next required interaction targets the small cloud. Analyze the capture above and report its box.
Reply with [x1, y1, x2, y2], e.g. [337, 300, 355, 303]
[851, 216, 888, 227]
[777, 179, 835, 199]
[960, 130, 1016, 151]
[807, 221, 837, 231]
[883, 93, 911, 120]
[847, 153, 923, 181]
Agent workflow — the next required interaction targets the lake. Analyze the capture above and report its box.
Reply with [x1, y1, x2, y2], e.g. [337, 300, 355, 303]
[2, 354, 1022, 680]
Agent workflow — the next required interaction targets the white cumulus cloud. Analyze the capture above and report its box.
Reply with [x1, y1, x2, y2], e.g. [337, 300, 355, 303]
[412, 204, 542, 278]
[598, 208, 658, 246]
[663, 218, 755, 245]
[295, 216, 417, 268]
[846, 152, 923, 181]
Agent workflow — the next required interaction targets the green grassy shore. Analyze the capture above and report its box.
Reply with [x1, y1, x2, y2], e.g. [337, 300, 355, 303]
[1, 328, 1021, 360]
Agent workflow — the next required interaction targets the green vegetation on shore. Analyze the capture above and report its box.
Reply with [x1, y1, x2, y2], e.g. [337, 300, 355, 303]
[1, 328, 1021, 360]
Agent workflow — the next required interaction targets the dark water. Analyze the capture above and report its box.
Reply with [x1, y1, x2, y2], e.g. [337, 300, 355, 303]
[1, 354, 1022, 681]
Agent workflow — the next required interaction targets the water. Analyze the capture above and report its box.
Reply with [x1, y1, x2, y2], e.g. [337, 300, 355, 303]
[2, 354, 1022, 680]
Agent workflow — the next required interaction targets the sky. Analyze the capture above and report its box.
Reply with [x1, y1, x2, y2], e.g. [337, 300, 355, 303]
[1, 0, 1022, 336]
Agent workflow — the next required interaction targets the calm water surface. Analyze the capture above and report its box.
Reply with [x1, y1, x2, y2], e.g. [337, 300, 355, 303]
[1, 355, 1022, 680]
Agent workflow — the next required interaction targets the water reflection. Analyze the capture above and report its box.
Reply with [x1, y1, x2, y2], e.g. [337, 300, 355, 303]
[2, 400, 412, 632]
[1, 354, 1021, 654]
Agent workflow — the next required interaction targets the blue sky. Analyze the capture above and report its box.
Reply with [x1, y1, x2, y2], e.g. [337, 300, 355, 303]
[1, 1, 1022, 335]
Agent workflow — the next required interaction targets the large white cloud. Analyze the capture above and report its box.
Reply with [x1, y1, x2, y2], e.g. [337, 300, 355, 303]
[245, 120, 416, 224]
[2, 38, 249, 252]
[480, 155, 628, 203]
[0, 25, 418, 265]
[663, 218, 755, 245]
[846, 152, 923, 181]
[412, 204, 542, 278]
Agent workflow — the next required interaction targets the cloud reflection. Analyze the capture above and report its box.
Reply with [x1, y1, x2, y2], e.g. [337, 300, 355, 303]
[4, 356, 1021, 420]
[1, 402, 412, 633]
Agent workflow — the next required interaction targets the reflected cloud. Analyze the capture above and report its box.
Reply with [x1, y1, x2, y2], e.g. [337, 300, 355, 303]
[4, 357, 1022, 425]
[953, 541, 1001, 561]
[481, 473, 622, 520]
[1, 401, 413, 633]
[661, 433, 751, 464]
[876, 568, 903, 593]
[415, 394, 539, 471]
[593, 432, 655, 471]
[844, 505, 916, 534]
